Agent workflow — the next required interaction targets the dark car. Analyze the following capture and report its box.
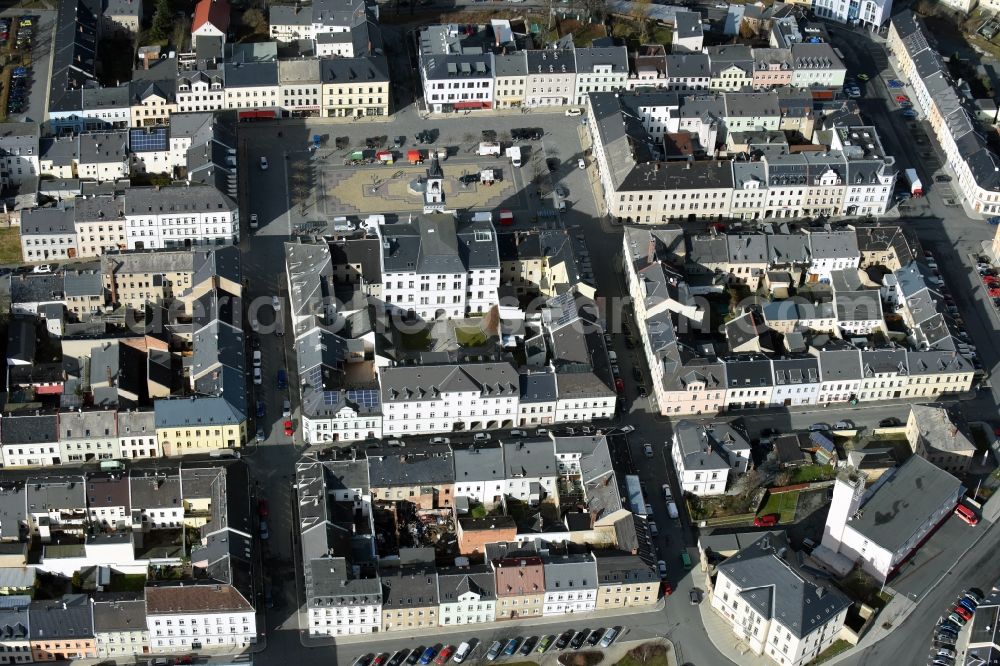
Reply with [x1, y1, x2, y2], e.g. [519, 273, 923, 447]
[256, 400, 266, 418]
[586, 629, 604, 647]
[546, 157, 559, 172]
[406, 648, 425, 666]
[460, 174, 479, 185]
[519, 637, 538, 655]
[502, 639, 520, 656]
[555, 630, 575, 650]
[632, 367, 642, 382]
[569, 630, 590, 649]
[878, 417, 900, 427]
[388, 650, 410, 666]
[418, 647, 436, 665]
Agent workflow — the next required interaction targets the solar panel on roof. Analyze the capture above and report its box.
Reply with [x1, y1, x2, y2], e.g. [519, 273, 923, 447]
[347, 389, 380, 408]
[129, 128, 168, 153]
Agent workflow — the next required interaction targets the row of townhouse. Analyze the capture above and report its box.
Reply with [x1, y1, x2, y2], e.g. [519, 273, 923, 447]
[284, 218, 615, 444]
[47, 0, 389, 132]
[3, 246, 248, 464]
[418, 20, 846, 113]
[19, 183, 238, 261]
[621, 226, 974, 417]
[888, 11, 1000, 217]
[296, 442, 657, 637]
[0, 461, 258, 660]
[588, 91, 896, 224]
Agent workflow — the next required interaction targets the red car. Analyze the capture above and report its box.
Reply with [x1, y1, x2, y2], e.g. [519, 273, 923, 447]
[754, 513, 779, 527]
[895, 95, 909, 103]
[989, 288, 1000, 298]
[258, 499, 269, 518]
[284, 420, 294, 436]
[615, 378, 625, 393]
[373, 654, 389, 666]
[175, 658, 194, 665]
[954, 605, 974, 621]
[434, 647, 454, 665]
[985, 277, 1000, 285]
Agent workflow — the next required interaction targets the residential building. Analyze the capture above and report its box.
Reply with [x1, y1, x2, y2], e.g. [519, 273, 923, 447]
[129, 472, 183, 528]
[788, 43, 847, 88]
[380, 568, 439, 632]
[594, 553, 659, 609]
[671, 420, 751, 496]
[821, 457, 963, 580]
[191, 0, 230, 42]
[905, 404, 977, 475]
[0, 123, 39, 190]
[573, 47, 628, 106]
[541, 554, 598, 616]
[673, 12, 704, 53]
[145, 584, 255, 651]
[300, 388, 382, 445]
[525, 50, 576, 107]
[813, 0, 892, 27]
[0, 416, 61, 468]
[319, 56, 390, 118]
[86, 474, 131, 528]
[493, 53, 527, 109]
[368, 447, 455, 509]
[279, 59, 322, 117]
[492, 552, 545, 620]
[376, 216, 500, 319]
[501, 439, 559, 506]
[59, 410, 119, 463]
[102, 0, 143, 36]
[711, 532, 851, 666]
[29, 595, 96, 661]
[452, 445, 505, 509]
[437, 565, 496, 625]
[123, 185, 238, 250]
[78, 131, 129, 182]
[20, 206, 78, 263]
[93, 599, 148, 658]
[75, 194, 126, 259]
[0, 605, 31, 665]
[419, 26, 495, 113]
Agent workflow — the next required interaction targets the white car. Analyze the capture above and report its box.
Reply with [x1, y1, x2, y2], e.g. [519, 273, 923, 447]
[272, 296, 281, 312]
[253, 350, 262, 368]
[565, 108, 582, 116]
[253, 367, 262, 385]
[578, 158, 586, 169]
[259, 156, 269, 170]
[620, 425, 635, 434]
[250, 213, 259, 229]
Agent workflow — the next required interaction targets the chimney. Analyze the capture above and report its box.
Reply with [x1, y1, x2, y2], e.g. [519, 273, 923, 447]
[646, 235, 656, 266]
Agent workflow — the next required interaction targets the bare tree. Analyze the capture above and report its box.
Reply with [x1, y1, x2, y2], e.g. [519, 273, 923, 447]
[242, 8, 267, 33]
[630, 0, 652, 42]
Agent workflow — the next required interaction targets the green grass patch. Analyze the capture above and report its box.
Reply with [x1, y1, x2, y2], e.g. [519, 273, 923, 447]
[456, 326, 487, 347]
[789, 464, 837, 484]
[615, 643, 670, 666]
[837, 567, 892, 610]
[760, 490, 800, 523]
[808, 639, 852, 665]
[0, 228, 21, 264]
[651, 26, 672, 45]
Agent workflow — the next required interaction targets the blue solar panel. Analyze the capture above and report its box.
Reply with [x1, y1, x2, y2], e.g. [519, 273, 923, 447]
[130, 128, 168, 153]
[346, 389, 380, 408]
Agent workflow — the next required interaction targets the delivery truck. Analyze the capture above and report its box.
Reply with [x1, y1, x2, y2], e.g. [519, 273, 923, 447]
[906, 168, 923, 197]
[478, 142, 501, 157]
[506, 145, 522, 168]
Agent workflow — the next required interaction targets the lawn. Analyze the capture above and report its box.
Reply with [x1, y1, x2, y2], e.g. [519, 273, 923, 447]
[615, 643, 671, 666]
[109, 573, 147, 592]
[456, 326, 487, 347]
[759, 490, 800, 523]
[807, 639, 852, 665]
[0, 228, 20, 265]
[789, 464, 837, 484]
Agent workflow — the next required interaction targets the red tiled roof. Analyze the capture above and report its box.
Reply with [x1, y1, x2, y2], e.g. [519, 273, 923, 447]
[192, 0, 230, 35]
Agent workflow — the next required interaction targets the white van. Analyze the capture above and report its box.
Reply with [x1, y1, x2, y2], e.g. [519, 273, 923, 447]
[667, 501, 679, 520]
[608, 351, 618, 363]
[453, 642, 471, 664]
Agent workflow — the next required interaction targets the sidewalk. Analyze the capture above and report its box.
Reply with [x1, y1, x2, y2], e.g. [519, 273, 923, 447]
[301, 597, 667, 647]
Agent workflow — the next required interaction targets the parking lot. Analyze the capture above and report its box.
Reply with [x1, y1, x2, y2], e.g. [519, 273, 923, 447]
[0, 9, 53, 123]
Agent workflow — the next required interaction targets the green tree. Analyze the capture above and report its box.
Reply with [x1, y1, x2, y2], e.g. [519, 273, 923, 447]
[151, 0, 173, 41]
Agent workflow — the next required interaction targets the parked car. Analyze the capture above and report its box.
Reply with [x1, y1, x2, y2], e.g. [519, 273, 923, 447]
[586, 629, 604, 647]
[389, 651, 411, 666]
[878, 417, 901, 427]
[947, 612, 967, 626]
[259, 520, 269, 540]
[373, 654, 389, 666]
[565, 108, 582, 116]
[689, 588, 702, 605]
[433, 647, 453, 665]
[643, 443, 654, 458]
[657, 560, 668, 579]
[902, 109, 918, 118]
[599, 628, 620, 648]
[895, 94, 910, 103]
[485, 642, 503, 662]
[954, 605, 973, 621]
[407, 648, 425, 665]
[419, 648, 437, 665]
[569, 630, 590, 650]
[259, 156, 269, 170]
[578, 158, 586, 169]
[536, 636, 554, 653]
[518, 637, 538, 655]
[648, 520, 658, 536]
[555, 630, 575, 650]
[284, 420, 294, 437]
[258, 499, 269, 518]
[754, 513, 779, 527]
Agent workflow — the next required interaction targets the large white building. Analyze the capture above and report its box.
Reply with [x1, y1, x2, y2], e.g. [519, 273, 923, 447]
[820, 457, 963, 580]
[541, 555, 598, 616]
[436, 566, 497, 625]
[123, 185, 238, 250]
[379, 363, 519, 436]
[712, 532, 852, 666]
[376, 216, 500, 320]
[671, 420, 750, 496]
[145, 585, 256, 651]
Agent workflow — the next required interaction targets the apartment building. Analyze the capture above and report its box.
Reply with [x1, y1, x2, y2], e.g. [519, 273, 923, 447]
[269, 0, 370, 42]
[59, 410, 119, 463]
[78, 131, 129, 182]
[0, 123, 39, 191]
[0, 605, 31, 665]
[145, 584, 255, 651]
[493, 53, 528, 109]
[594, 554, 659, 609]
[103, 249, 197, 311]
[319, 56, 391, 118]
[671, 420, 751, 496]
[493, 554, 545, 620]
[437, 566, 497, 625]
[541, 554, 598, 616]
[812, 0, 892, 28]
[788, 43, 847, 88]
[20, 206, 78, 262]
[75, 194, 127, 259]
[123, 185, 238, 250]
[573, 47, 628, 106]
[673, 11, 704, 53]
[93, 599, 148, 658]
[29, 595, 96, 661]
[376, 216, 500, 320]
[525, 50, 576, 107]
[905, 404, 977, 475]
[63, 266, 106, 319]
[380, 568, 439, 632]
[889, 12, 1000, 217]
[0, 415, 61, 468]
[712, 532, 851, 666]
